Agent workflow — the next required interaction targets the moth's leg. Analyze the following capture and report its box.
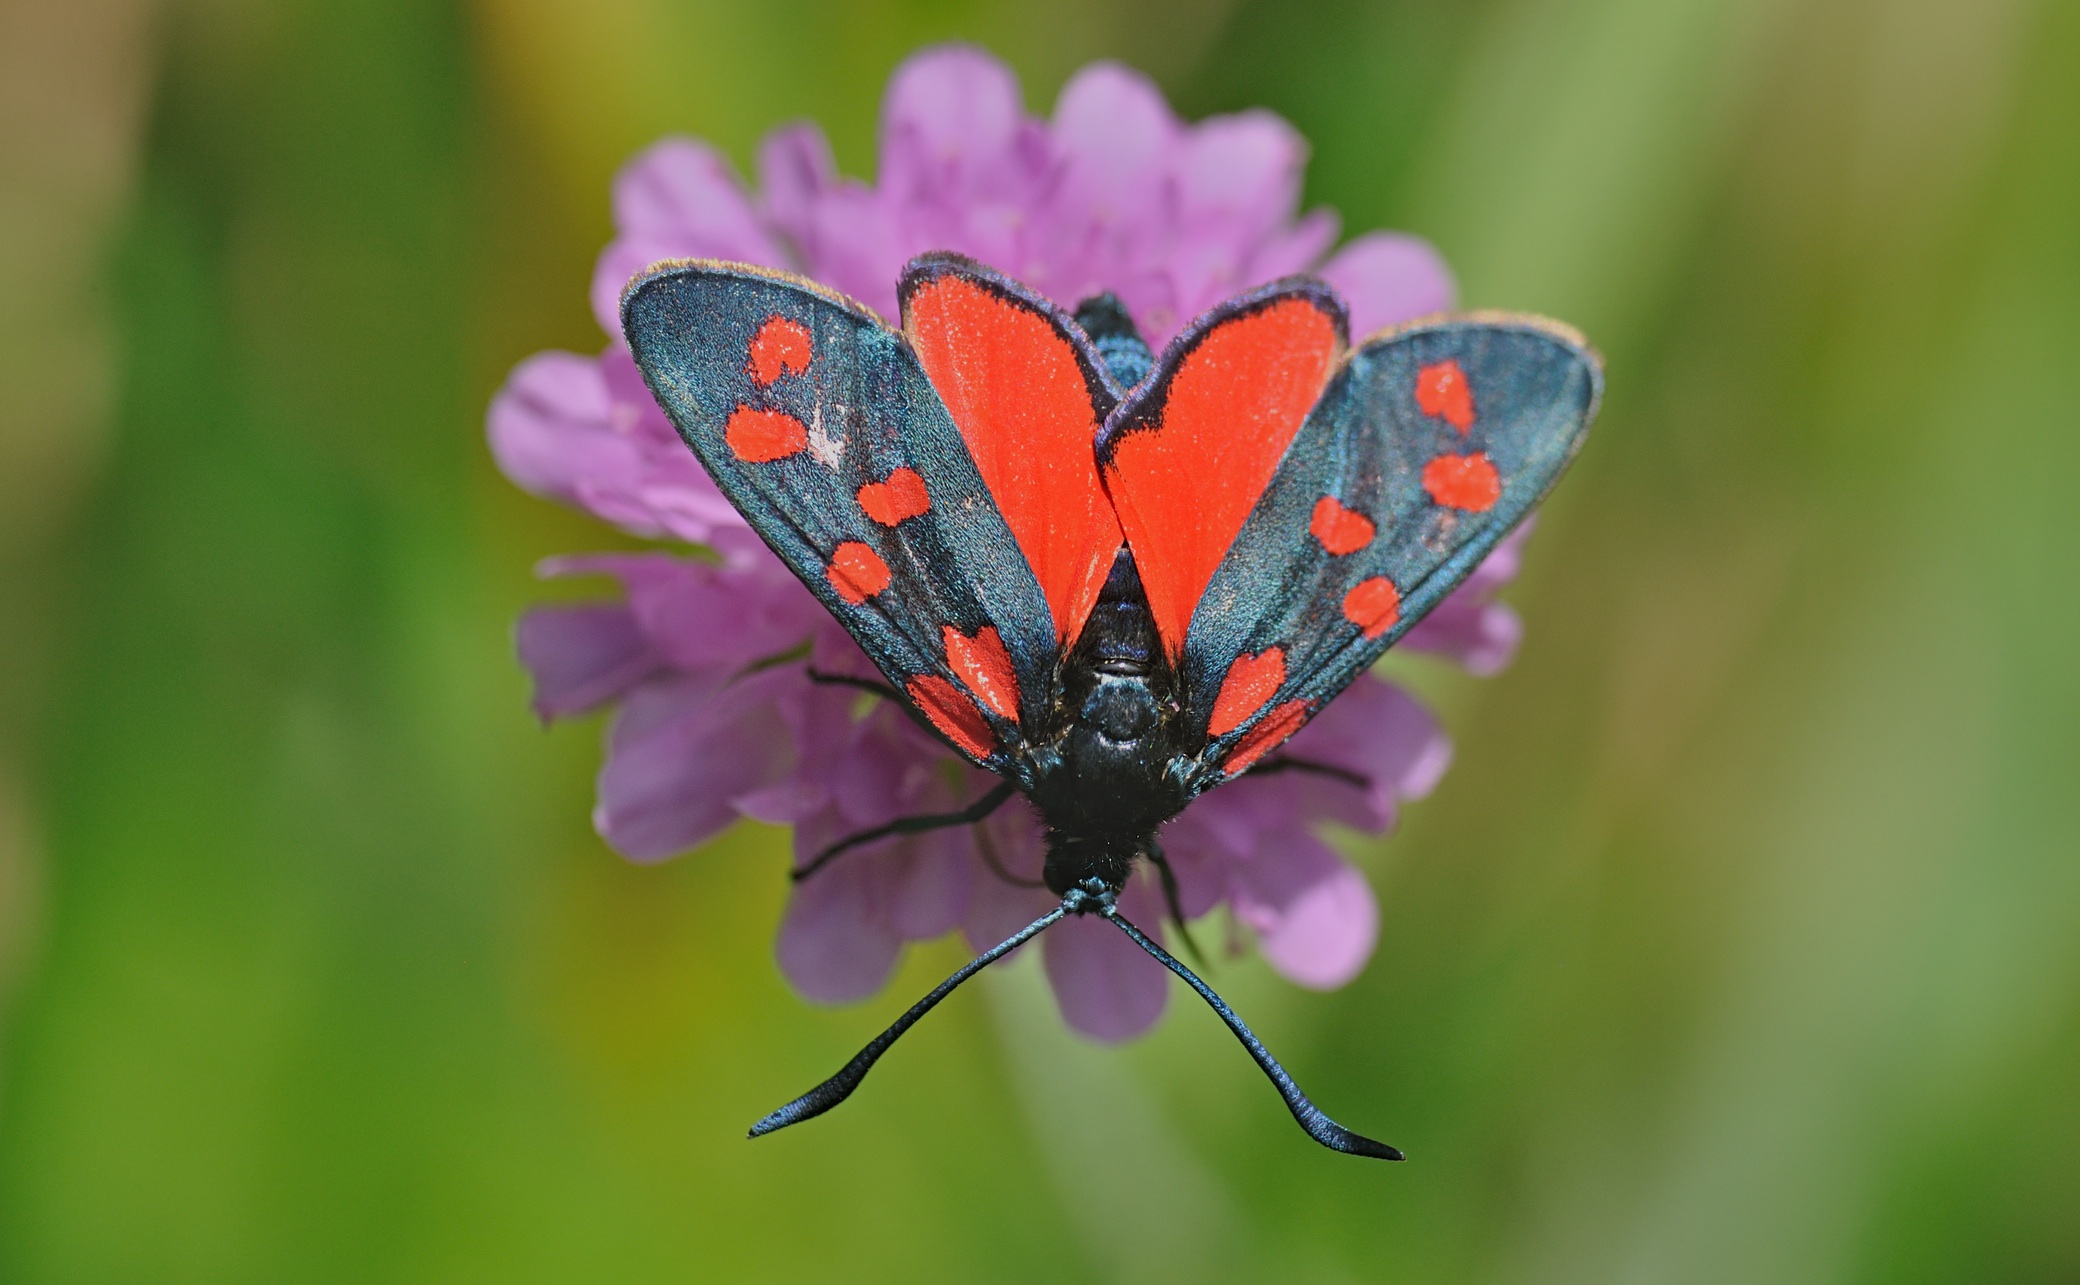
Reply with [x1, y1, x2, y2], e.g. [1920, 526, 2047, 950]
[973, 816, 1046, 890]
[808, 666, 976, 758]
[806, 666, 901, 703]
[1247, 755, 1369, 789]
[793, 779, 1019, 883]
[1144, 839, 1207, 969]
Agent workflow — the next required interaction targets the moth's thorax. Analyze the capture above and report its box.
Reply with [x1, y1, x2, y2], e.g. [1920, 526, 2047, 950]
[1030, 667, 1189, 837]
[1025, 548, 1192, 892]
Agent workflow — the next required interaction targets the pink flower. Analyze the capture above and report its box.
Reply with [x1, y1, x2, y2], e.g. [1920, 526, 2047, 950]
[490, 44, 1518, 1042]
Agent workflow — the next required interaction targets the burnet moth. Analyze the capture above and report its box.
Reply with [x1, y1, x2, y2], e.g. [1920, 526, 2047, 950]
[622, 252, 1602, 1160]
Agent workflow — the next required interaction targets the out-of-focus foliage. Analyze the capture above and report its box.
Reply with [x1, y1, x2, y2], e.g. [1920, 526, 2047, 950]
[1, 0, 2075, 1280]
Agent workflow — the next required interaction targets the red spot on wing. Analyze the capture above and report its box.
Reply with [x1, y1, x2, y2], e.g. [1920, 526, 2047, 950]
[857, 467, 931, 525]
[1422, 452, 1501, 512]
[747, 315, 813, 386]
[725, 406, 808, 462]
[1221, 700, 1311, 776]
[943, 625, 1020, 721]
[907, 675, 996, 759]
[906, 274, 1121, 645]
[1342, 576, 1401, 639]
[1208, 647, 1287, 737]
[1103, 296, 1340, 658]
[826, 541, 891, 604]
[1308, 496, 1375, 555]
[1416, 360, 1475, 430]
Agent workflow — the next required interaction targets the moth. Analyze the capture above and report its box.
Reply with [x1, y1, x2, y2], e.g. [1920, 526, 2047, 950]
[623, 252, 1602, 1159]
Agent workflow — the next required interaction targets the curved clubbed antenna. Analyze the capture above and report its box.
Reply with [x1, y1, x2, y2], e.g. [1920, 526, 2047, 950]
[749, 905, 1067, 1137]
[1106, 909, 1403, 1161]
[748, 887, 1401, 1161]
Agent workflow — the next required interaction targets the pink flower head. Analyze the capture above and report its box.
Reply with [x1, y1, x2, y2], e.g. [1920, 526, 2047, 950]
[491, 45, 1519, 1042]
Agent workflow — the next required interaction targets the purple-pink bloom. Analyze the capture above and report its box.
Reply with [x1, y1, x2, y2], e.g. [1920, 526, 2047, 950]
[491, 44, 1521, 1042]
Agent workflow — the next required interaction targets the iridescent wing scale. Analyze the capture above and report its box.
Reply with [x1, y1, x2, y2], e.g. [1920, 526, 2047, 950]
[1100, 295, 1603, 788]
[619, 257, 1124, 773]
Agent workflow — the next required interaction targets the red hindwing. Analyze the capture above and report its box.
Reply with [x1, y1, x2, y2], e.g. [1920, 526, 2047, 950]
[1099, 288, 1345, 658]
[904, 270, 1122, 647]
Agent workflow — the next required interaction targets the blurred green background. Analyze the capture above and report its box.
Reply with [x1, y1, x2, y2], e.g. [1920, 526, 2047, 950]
[3, 0, 2077, 1280]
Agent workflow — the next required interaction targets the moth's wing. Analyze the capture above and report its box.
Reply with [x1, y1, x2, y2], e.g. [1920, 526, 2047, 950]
[621, 257, 1121, 771]
[1113, 308, 1603, 785]
[897, 253, 1124, 649]
[1097, 279, 1351, 660]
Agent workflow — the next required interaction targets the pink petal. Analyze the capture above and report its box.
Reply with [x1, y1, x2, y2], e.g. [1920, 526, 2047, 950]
[774, 789, 973, 992]
[539, 550, 820, 672]
[1242, 207, 1340, 284]
[592, 138, 788, 338]
[1399, 521, 1533, 673]
[487, 347, 750, 543]
[1158, 236, 1254, 335]
[593, 667, 797, 861]
[800, 182, 903, 320]
[1152, 807, 1248, 919]
[961, 804, 1054, 954]
[926, 191, 1036, 280]
[1043, 905, 1170, 1042]
[1110, 268, 1188, 351]
[881, 827, 974, 941]
[731, 779, 826, 825]
[1278, 674, 1452, 831]
[486, 351, 634, 506]
[1169, 780, 1287, 847]
[805, 620, 882, 681]
[593, 348, 746, 542]
[827, 707, 956, 829]
[614, 138, 766, 244]
[1047, 62, 1176, 234]
[1400, 599, 1524, 676]
[1035, 62, 1183, 315]
[1458, 517, 1534, 595]
[772, 648, 872, 807]
[514, 603, 659, 721]
[776, 857, 902, 1004]
[878, 45, 1031, 207]
[1173, 110, 1307, 243]
[755, 121, 836, 253]
[630, 558, 823, 670]
[592, 345, 676, 438]
[1232, 834, 1379, 990]
[589, 240, 678, 343]
[1318, 232, 1456, 337]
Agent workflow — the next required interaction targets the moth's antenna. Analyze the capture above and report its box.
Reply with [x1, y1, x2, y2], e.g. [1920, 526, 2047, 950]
[749, 903, 1067, 1138]
[1106, 910, 1404, 1161]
